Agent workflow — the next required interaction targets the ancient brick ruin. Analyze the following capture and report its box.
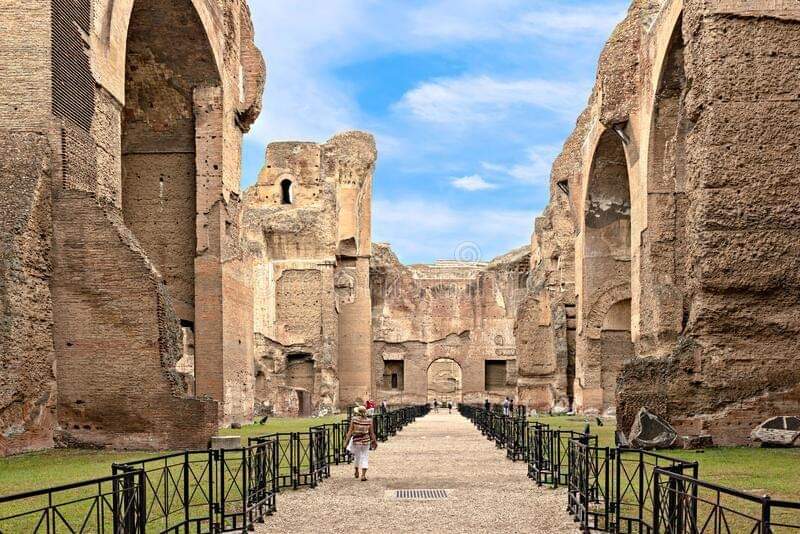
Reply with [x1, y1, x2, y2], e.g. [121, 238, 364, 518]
[243, 133, 376, 417]
[519, 0, 800, 445]
[0, 0, 265, 454]
[371, 245, 530, 406]
[2, 0, 800, 455]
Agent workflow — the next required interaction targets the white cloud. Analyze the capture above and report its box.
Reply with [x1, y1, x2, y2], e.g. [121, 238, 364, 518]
[482, 145, 561, 184]
[451, 175, 497, 191]
[395, 75, 588, 125]
[410, 1, 627, 43]
[246, 1, 625, 142]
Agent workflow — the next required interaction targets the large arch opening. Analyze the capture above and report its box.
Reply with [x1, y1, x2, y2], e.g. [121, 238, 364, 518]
[640, 15, 688, 354]
[584, 130, 631, 293]
[122, 0, 221, 328]
[427, 358, 463, 404]
[580, 128, 633, 413]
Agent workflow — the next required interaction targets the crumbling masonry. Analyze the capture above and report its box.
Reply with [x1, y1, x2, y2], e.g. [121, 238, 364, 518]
[2, 0, 800, 455]
[518, 0, 800, 445]
[0, 0, 265, 454]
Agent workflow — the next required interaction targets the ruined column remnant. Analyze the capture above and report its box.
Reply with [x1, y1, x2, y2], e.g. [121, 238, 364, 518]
[242, 132, 377, 416]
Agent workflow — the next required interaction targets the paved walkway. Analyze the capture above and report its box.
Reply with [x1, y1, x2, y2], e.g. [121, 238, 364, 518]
[257, 411, 578, 533]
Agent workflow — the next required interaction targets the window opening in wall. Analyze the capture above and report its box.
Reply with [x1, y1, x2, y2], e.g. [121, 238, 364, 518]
[485, 360, 507, 391]
[281, 179, 293, 204]
[383, 360, 405, 390]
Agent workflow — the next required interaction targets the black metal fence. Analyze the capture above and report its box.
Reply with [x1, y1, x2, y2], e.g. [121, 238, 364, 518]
[0, 405, 429, 533]
[459, 404, 800, 534]
[0, 471, 144, 533]
[652, 468, 800, 534]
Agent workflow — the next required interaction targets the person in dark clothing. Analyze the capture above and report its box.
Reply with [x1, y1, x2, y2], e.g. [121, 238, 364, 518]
[484, 398, 490, 412]
[447, 401, 453, 414]
[509, 398, 515, 416]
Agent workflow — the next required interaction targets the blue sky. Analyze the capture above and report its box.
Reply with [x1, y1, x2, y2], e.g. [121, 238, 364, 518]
[243, 0, 630, 264]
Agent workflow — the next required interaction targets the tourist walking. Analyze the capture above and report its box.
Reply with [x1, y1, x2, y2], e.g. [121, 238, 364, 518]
[502, 397, 510, 416]
[484, 398, 490, 412]
[381, 398, 388, 414]
[433, 399, 439, 413]
[344, 406, 378, 481]
[365, 398, 376, 416]
[447, 400, 453, 414]
[509, 397, 514, 417]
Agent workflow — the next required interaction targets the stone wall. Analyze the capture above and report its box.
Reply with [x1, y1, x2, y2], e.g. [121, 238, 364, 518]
[527, 0, 800, 444]
[371, 244, 529, 406]
[0, 0, 265, 454]
[243, 132, 376, 417]
[0, 132, 56, 456]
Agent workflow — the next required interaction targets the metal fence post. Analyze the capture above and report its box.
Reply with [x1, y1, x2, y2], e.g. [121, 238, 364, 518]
[242, 447, 250, 533]
[638, 451, 645, 528]
[209, 449, 217, 532]
[653, 469, 661, 533]
[272, 439, 279, 512]
[112, 465, 121, 534]
[183, 451, 190, 532]
[762, 495, 772, 534]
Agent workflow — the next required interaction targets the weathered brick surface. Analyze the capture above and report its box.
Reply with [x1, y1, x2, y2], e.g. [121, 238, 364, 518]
[244, 132, 376, 416]
[527, 0, 800, 444]
[0, 131, 56, 456]
[370, 245, 528, 406]
[52, 189, 218, 449]
[0, 0, 265, 454]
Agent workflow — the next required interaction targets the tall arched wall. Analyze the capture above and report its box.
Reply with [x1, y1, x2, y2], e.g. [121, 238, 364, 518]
[542, 0, 800, 445]
[0, 0, 265, 454]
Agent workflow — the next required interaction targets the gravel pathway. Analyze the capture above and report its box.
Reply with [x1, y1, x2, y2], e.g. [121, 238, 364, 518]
[257, 411, 579, 533]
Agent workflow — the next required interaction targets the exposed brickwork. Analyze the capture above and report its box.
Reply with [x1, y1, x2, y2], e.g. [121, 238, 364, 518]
[525, 0, 800, 444]
[52, 189, 218, 449]
[371, 245, 529, 405]
[243, 132, 376, 416]
[0, 132, 56, 456]
[0, 0, 265, 454]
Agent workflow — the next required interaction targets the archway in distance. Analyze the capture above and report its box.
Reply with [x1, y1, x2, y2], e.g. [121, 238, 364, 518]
[427, 358, 463, 404]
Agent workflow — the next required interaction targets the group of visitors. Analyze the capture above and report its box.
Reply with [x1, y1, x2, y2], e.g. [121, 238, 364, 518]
[483, 397, 516, 416]
[431, 399, 453, 413]
[502, 396, 515, 416]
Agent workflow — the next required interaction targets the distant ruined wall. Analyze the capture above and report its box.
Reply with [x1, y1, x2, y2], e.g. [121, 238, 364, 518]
[243, 132, 376, 416]
[528, 0, 800, 444]
[0, 0, 265, 454]
[371, 244, 529, 406]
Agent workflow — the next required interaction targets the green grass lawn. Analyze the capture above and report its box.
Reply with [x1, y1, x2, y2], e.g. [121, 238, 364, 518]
[0, 416, 345, 499]
[532, 415, 800, 502]
[219, 414, 345, 444]
[0, 416, 348, 532]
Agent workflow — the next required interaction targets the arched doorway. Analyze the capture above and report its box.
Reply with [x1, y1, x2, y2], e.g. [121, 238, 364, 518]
[427, 358, 463, 404]
[122, 0, 223, 396]
[122, 0, 220, 326]
[578, 128, 633, 414]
